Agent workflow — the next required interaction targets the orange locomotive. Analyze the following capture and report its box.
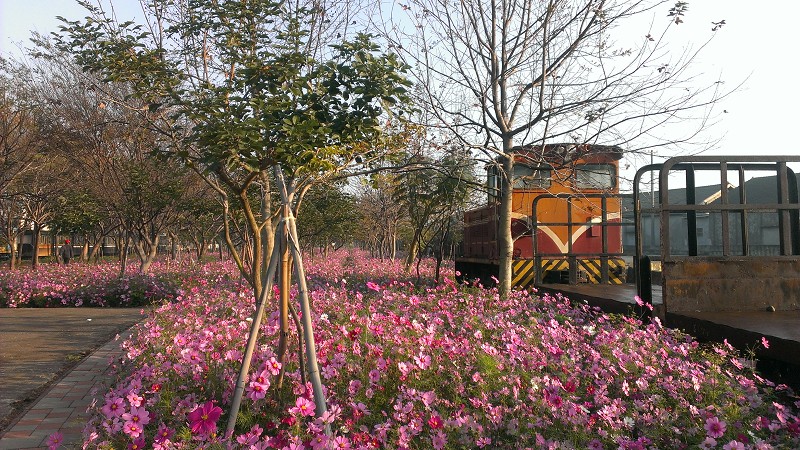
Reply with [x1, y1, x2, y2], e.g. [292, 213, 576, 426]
[456, 143, 627, 287]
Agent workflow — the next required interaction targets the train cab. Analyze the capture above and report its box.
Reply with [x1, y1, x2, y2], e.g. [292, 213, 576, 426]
[457, 143, 627, 287]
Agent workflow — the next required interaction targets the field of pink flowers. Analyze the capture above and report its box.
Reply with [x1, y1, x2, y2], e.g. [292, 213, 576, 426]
[50, 252, 800, 449]
[0, 262, 183, 308]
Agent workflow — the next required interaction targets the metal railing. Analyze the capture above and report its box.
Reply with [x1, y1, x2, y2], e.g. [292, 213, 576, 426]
[633, 156, 800, 307]
[530, 193, 629, 284]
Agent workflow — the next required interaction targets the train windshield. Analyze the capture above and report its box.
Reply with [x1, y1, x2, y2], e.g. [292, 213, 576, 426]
[575, 164, 616, 189]
[513, 165, 551, 189]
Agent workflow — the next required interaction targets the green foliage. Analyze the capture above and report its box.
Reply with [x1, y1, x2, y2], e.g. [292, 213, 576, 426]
[392, 147, 476, 266]
[55, 1, 412, 185]
[50, 189, 104, 235]
[296, 183, 360, 248]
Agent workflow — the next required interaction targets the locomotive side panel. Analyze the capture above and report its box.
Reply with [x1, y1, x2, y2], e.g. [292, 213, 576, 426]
[456, 144, 626, 287]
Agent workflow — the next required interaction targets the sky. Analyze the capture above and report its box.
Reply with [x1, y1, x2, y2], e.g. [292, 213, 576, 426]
[1, 0, 798, 186]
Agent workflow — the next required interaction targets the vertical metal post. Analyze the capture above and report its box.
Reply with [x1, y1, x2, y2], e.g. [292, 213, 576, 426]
[720, 162, 731, 256]
[634, 173, 643, 294]
[532, 200, 542, 284]
[739, 168, 749, 255]
[788, 170, 800, 255]
[638, 254, 653, 316]
[660, 165, 671, 261]
[778, 162, 792, 256]
[567, 198, 577, 284]
[600, 195, 609, 284]
[686, 166, 698, 256]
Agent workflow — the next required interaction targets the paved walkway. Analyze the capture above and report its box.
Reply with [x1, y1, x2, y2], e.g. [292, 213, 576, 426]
[0, 332, 128, 450]
[0, 307, 144, 450]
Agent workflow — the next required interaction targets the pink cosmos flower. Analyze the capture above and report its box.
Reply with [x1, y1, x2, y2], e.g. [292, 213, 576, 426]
[102, 397, 126, 418]
[398, 361, 412, 376]
[431, 431, 447, 450]
[428, 414, 444, 430]
[366, 281, 381, 292]
[267, 357, 282, 375]
[290, 396, 316, 417]
[705, 416, 727, 438]
[154, 423, 174, 444]
[47, 431, 63, 450]
[123, 421, 144, 438]
[318, 404, 342, 425]
[348, 379, 362, 395]
[236, 424, 264, 446]
[187, 401, 223, 435]
[128, 437, 146, 450]
[414, 353, 431, 370]
[247, 369, 271, 400]
[332, 436, 351, 449]
[122, 406, 150, 427]
[309, 434, 329, 450]
[761, 336, 770, 349]
[368, 369, 381, 383]
[634, 295, 654, 311]
[723, 441, 746, 450]
[700, 437, 718, 449]
[126, 392, 143, 408]
[421, 391, 437, 407]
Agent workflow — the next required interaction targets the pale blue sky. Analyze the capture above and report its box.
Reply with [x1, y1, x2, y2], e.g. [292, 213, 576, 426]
[1, 1, 797, 170]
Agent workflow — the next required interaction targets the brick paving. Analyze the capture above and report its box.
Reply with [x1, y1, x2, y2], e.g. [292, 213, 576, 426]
[0, 334, 128, 450]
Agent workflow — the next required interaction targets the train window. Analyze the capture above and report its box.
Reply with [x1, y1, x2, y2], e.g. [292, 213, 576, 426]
[513, 165, 551, 189]
[575, 164, 616, 189]
[487, 165, 500, 202]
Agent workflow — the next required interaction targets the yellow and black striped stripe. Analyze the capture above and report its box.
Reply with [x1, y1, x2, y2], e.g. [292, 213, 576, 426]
[511, 259, 537, 287]
[578, 258, 627, 284]
[512, 259, 569, 287]
[512, 257, 627, 287]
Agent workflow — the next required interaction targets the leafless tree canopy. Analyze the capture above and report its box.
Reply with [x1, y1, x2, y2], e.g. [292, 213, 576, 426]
[382, 0, 731, 294]
[390, 0, 728, 163]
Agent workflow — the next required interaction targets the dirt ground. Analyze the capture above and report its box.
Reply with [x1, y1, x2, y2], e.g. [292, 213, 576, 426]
[0, 308, 146, 433]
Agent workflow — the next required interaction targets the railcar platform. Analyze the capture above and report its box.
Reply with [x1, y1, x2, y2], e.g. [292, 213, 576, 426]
[535, 283, 800, 368]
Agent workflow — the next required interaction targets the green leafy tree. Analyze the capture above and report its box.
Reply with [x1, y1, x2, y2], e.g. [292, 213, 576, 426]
[55, 0, 411, 432]
[50, 189, 104, 260]
[296, 183, 360, 254]
[394, 146, 476, 281]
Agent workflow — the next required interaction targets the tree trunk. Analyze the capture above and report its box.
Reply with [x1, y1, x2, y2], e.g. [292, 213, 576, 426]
[198, 236, 207, 260]
[170, 232, 179, 261]
[89, 239, 102, 262]
[8, 238, 17, 270]
[81, 237, 89, 262]
[15, 238, 22, 268]
[31, 224, 40, 269]
[497, 151, 515, 297]
[119, 231, 129, 277]
[390, 227, 397, 259]
[135, 233, 160, 273]
[404, 229, 421, 271]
